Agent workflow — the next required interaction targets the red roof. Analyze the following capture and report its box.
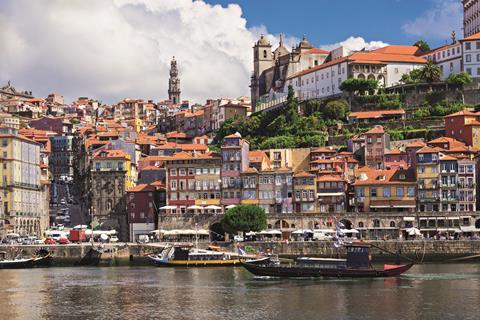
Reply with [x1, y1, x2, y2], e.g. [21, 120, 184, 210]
[294, 171, 315, 178]
[305, 48, 329, 55]
[444, 110, 478, 118]
[93, 149, 130, 160]
[461, 32, 480, 41]
[365, 125, 385, 134]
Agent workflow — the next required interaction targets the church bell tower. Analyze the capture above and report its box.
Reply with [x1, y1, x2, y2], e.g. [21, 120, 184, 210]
[168, 56, 181, 105]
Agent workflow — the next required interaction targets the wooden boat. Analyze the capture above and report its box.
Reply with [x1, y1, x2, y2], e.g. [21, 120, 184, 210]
[148, 244, 241, 267]
[0, 249, 52, 269]
[241, 244, 413, 278]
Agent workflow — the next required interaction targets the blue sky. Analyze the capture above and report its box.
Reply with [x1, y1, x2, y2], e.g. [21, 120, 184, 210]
[207, 0, 463, 49]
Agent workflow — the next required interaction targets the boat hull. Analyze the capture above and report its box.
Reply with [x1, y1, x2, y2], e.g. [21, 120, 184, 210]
[149, 256, 240, 267]
[0, 259, 35, 269]
[241, 262, 414, 278]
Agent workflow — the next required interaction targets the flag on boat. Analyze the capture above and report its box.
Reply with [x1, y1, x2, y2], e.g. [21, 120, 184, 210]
[334, 221, 345, 248]
[237, 246, 246, 256]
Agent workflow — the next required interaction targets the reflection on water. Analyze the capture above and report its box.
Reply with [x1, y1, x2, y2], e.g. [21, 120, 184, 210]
[0, 264, 479, 320]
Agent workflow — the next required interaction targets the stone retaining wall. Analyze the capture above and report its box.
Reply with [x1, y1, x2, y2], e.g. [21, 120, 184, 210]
[3, 240, 480, 265]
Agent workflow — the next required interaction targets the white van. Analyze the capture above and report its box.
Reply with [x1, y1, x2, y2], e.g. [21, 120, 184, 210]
[312, 231, 333, 241]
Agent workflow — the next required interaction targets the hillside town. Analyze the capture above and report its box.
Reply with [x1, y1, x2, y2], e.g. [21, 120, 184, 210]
[3, 1, 480, 245]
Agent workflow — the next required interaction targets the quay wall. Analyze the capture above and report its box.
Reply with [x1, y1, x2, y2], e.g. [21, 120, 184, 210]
[2, 240, 480, 266]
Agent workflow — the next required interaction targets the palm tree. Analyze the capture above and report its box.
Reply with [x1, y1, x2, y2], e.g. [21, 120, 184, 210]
[419, 61, 441, 83]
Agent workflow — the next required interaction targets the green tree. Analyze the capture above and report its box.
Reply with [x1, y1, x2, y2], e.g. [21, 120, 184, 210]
[296, 134, 326, 147]
[260, 135, 297, 149]
[414, 39, 431, 52]
[447, 72, 473, 103]
[266, 115, 288, 135]
[285, 85, 299, 122]
[323, 100, 348, 120]
[222, 205, 267, 235]
[401, 68, 422, 84]
[419, 61, 441, 83]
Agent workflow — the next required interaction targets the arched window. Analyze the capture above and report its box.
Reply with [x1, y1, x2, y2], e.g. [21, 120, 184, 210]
[106, 199, 113, 211]
[390, 221, 396, 228]
[373, 219, 380, 228]
[358, 221, 364, 228]
[263, 50, 267, 58]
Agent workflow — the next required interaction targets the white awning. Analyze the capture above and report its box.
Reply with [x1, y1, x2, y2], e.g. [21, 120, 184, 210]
[403, 217, 416, 221]
[187, 205, 204, 210]
[225, 204, 237, 209]
[393, 205, 416, 208]
[437, 228, 461, 233]
[205, 205, 222, 210]
[259, 229, 282, 235]
[160, 205, 177, 210]
[370, 205, 390, 208]
[447, 217, 460, 220]
[292, 229, 313, 234]
[460, 226, 480, 233]
[317, 192, 344, 197]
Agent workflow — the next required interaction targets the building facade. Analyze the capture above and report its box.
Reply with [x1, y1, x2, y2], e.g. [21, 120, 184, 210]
[464, 0, 480, 37]
[0, 131, 48, 237]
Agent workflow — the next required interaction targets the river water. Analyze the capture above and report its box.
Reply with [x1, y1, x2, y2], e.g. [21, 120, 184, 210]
[0, 264, 479, 320]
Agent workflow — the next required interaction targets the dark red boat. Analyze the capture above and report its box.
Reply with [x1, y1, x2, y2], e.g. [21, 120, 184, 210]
[241, 244, 413, 278]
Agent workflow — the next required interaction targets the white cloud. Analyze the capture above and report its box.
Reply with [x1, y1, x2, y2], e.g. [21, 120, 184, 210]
[321, 36, 389, 52]
[402, 0, 462, 39]
[0, 0, 391, 105]
[0, 0, 261, 104]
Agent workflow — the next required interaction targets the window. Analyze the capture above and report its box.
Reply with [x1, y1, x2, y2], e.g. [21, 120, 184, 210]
[477, 41, 480, 50]
[170, 180, 177, 190]
[370, 188, 377, 197]
[466, 42, 471, 50]
[407, 187, 415, 197]
[396, 187, 404, 197]
[383, 187, 391, 197]
[467, 68, 472, 75]
[170, 168, 177, 176]
[179, 168, 186, 176]
[466, 54, 472, 63]
[263, 50, 267, 58]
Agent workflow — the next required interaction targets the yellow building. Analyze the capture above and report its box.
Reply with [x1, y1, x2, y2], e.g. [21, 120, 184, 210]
[415, 146, 442, 212]
[0, 128, 48, 237]
[293, 171, 317, 213]
[265, 148, 310, 173]
[353, 167, 417, 212]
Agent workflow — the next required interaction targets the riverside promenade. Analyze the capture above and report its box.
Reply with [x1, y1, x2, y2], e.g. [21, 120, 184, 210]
[2, 240, 480, 266]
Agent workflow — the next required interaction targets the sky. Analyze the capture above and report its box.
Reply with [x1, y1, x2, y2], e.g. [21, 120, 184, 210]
[0, 0, 463, 105]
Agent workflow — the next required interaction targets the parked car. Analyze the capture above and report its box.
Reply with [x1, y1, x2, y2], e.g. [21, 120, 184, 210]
[57, 237, 70, 245]
[234, 235, 244, 242]
[44, 238, 56, 245]
[109, 235, 119, 243]
[33, 239, 44, 245]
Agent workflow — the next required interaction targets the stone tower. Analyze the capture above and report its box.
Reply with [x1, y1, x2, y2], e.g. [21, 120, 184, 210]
[250, 35, 273, 107]
[168, 56, 181, 104]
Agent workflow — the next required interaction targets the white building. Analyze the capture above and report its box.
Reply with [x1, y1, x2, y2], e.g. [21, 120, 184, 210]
[421, 43, 462, 80]
[284, 45, 427, 101]
[460, 32, 480, 77]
